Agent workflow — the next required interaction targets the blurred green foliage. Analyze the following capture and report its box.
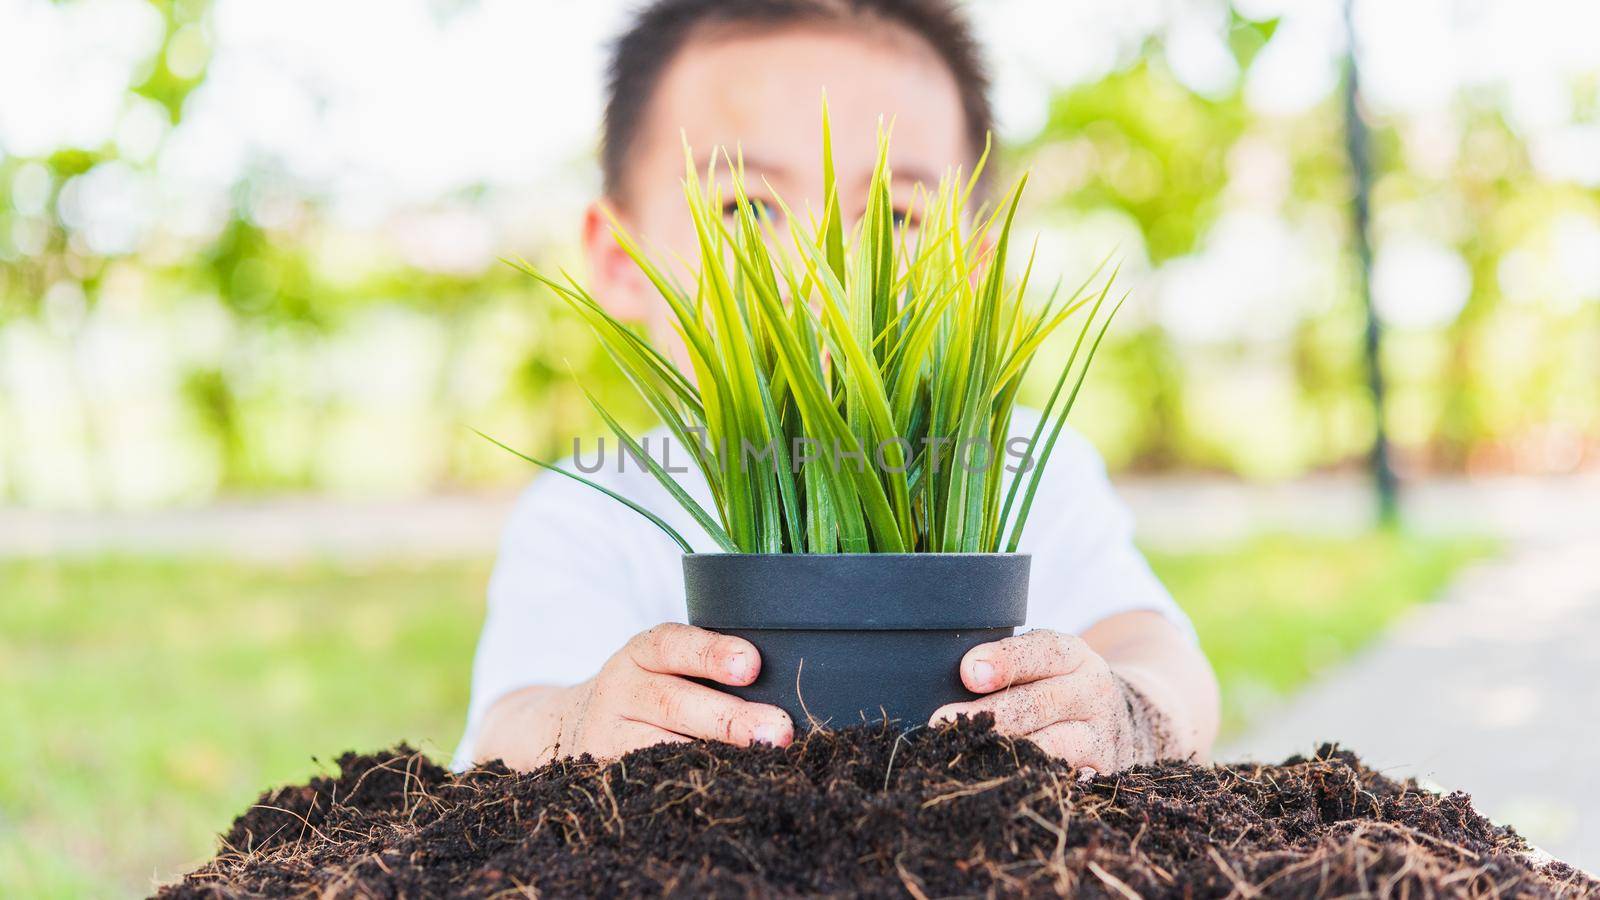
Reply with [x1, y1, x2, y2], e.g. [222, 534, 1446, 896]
[1033, 57, 1248, 264]
[1016, 14, 1599, 477]
[1, 2, 1596, 505]
[0, 0, 638, 506]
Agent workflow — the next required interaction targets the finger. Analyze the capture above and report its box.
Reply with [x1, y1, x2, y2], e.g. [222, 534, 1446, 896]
[959, 629, 1095, 693]
[598, 720, 689, 760]
[1026, 721, 1113, 772]
[634, 673, 794, 747]
[627, 623, 760, 685]
[930, 676, 1097, 734]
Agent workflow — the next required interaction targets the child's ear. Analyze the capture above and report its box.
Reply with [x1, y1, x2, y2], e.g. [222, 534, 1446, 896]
[582, 200, 653, 321]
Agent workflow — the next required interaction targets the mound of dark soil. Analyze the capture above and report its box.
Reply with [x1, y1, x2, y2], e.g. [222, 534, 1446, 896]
[163, 716, 1593, 898]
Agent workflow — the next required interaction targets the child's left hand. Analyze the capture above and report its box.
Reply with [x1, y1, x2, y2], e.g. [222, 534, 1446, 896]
[928, 628, 1170, 776]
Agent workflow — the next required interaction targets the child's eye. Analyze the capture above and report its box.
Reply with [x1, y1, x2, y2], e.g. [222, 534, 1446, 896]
[891, 208, 917, 229]
[723, 198, 779, 222]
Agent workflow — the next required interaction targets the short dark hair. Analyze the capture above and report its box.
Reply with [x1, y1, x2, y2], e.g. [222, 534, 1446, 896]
[602, 0, 994, 203]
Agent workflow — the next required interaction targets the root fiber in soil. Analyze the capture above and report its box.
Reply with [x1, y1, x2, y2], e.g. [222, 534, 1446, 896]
[163, 715, 1594, 898]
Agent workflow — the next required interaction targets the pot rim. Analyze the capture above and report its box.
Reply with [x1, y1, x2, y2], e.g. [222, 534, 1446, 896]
[682, 551, 1030, 630]
[682, 551, 1031, 559]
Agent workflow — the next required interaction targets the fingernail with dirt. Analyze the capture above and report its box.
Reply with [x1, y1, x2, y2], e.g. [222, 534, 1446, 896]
[752, 722, 786, 746]
[727, 651, 755, 683]
[969, 659, 996, 690]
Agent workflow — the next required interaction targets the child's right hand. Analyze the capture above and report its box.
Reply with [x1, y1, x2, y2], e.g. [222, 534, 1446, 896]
[572, 623, 796, 757]
[476, 623, 794, 769]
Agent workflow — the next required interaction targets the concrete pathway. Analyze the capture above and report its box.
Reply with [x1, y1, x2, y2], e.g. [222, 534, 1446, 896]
[0, 492, 517, 562]
[5, 472, 1600, 559]
[1223, 527, 1600, 872]
[1118, 472, 1600, 551]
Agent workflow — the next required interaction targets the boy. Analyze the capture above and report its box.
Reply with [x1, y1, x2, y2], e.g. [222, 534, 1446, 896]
[459, 0, 1218, 775]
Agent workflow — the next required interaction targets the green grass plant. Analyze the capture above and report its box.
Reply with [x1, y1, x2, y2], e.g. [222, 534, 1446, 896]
[501, 108, 1120, 554]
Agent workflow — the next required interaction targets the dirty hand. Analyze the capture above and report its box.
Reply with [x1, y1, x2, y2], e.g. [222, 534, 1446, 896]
[928, 629, 1168, 776]
[563, 623, 795, 759]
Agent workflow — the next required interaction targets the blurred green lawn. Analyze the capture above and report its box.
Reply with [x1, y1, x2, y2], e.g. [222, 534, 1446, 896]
[1, 532, 1490, 897]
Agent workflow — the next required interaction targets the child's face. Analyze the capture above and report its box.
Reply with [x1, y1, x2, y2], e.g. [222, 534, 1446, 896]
[583, 23, 970, 330]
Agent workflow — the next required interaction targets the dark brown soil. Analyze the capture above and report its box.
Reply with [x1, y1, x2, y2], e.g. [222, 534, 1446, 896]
[162, 716, 1595, 898]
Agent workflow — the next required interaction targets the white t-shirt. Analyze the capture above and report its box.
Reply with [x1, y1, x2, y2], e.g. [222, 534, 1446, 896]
[455, 410, 1193, 766]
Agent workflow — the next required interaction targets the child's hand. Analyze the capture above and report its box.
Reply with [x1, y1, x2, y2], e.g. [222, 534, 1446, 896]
[564, 623, 795, 759]
[928, 629, 1172, 775]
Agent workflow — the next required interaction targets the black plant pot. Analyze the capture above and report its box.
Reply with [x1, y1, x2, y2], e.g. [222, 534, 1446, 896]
[683, 553, 1030, 729]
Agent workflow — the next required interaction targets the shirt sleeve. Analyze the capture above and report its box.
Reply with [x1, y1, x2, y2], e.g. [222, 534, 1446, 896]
[1013, 424, 1197, 643]
[452, 471, 661, 768]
